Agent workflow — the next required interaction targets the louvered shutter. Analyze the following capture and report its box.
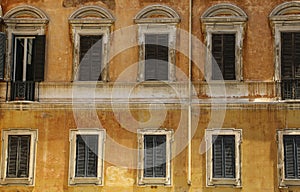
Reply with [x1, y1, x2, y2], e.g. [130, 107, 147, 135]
[76, 135, 86, 177]
[296, 137, 300, 178]
[154, 135, 166, 177]
[0, 33, 6, 80]
[212, 34, 236, 80]
[145, 34, 169, 81]
[284, 136, 297, 178]
[79, 36, 102, 81]
[86, 135, 98, 177]
[281, 33, 294, 79]
[7, 135, 30, 178]
[224, 136, 235, 178]
[144, 135, 154, 177]
[212, 135, 223, 178]
[33, 35, 46, 82]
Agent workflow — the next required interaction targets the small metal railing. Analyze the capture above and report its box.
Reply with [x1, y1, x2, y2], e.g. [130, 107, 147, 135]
[10, 81, 36, 101]
[281, 79, 300, 100]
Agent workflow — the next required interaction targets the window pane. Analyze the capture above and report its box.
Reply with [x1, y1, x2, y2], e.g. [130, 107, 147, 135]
[283, 135, 300, 179]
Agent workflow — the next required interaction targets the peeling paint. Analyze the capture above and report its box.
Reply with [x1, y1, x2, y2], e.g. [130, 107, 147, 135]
[105, 166, 135, 186]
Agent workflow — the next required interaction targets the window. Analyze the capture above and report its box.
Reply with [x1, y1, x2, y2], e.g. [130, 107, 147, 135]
[3, 5, 49, 101]
[201, 3, 247, 81]
[277, 129, 300, 187]
[0, 129, 38, 185]
[270, 1, 300, 100]
[134, 5, 180, 82]
[205, 129, 242, 187]
[69, 6, 115, 82]
[211, 34, 236, 80]
[69, 129, 105, 185]
[137, 129, 173, 186]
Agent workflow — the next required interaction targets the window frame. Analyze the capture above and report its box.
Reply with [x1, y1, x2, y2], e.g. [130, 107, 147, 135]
[205, 128, 242, 187]
[0, 128, 38, 185]
[134, 5, 180, 82]
[137, 128, 173, 186]
[69, 6, 115, 82]
[201, 3, 247, 82]
[277, 129, 300, 187]
[68, 128, 106, 186]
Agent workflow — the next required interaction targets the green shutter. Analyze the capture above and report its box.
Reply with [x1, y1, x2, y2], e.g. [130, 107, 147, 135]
[284, 136, 299, 179]
[7, 135, 31, 178]
[145, 34, 169, 81]
[79, 35, 102, 81]
[0, 32, 6, 80]
[213, 135, 235, 178]
[33, 35, 46, 81]
[75, 135, 98, 177]
[281, 33, 295, 79]
[212, 34, 236, 80]
[144, 135, 154, 177]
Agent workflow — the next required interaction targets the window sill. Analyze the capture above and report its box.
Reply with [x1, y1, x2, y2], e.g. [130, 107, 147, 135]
[138, 177, 171, 186]
[69, 177, 102, 186]
[1, 177, 33, 185]
[280, 179, 300, 188]
[207, 178, 241, 187]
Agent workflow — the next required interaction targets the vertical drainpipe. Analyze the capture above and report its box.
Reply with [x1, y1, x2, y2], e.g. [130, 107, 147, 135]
[187, 0, 192, 186]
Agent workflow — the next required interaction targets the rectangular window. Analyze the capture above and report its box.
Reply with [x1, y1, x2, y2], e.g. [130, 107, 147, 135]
[283, 135, 300, 179]
[211, 34, 236, 80]
[11, 35, 45, 101]
[212, 135, 235, 179]
[281, 32, 300, 100]
[138, 129, 173, 186]
[145, 34, 169, 81]
[205, 129, 241, 187]
[69, 129, 105, 185]
[79, 35, 103, 81]
[0, 129, 38, 185]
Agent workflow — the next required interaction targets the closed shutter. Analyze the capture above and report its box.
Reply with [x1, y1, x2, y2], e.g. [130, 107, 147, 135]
[7, 135, 31, 178]
[0, 32, 6, 80]
[33, 35, 46, 82]
[212, 34, 236, 80]
[145, 34, 169, 81]
[144, 135, 167, 178]
[212, 135, 235, 178]
[283, 135, 300, 179]
[75, 135, 98, 177]
[79, 35, 102, 81]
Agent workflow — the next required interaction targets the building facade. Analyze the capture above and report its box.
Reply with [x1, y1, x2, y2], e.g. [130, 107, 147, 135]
[0, 0, 299, 191]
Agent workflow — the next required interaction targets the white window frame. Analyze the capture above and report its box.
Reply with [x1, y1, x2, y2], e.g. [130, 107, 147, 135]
[269, 1, 300, 99]
[68, 128, 106, 186]
[201, 3, 247, 81]
[205, 128, 242, 187]
[0, 128, 38, 185]
[277, 129, 300, 187]
[3, 5, 49, 81]
[134, 5, 180, 82]
[137, 128, 173, 186]
[69, 6, 115, 82]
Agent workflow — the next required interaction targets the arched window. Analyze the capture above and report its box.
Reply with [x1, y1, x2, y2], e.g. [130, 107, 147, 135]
[69, 6, 115, 82]
[201, 3, 247, 81]
[269, 2, 300, 100]
[134, 5, 180, 82]
[3, 5, 49, 101]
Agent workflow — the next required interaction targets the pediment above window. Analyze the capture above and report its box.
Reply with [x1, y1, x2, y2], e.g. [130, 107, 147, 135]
[270, 1, 300, 22]
[134, 4, 180, 24]
[69, 5, 115, 25]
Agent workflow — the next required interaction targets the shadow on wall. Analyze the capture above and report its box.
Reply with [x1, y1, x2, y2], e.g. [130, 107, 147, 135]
[63, 0, 115, 9]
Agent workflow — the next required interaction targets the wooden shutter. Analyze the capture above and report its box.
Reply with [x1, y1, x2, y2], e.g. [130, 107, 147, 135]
[212, 135, 235, 178]
[0, 33, 6, 80]
[145, 34, 169, 81]
[7, 135, 30, 178]
[144, 135, 167, 178]
[282, 33, 295, 79]
[75, 135, 98, 177]
[33, 35, 46, 82]
[284, 136, 298, 178]
[79, 36, 102, 81]
[212, 34, 236, 80]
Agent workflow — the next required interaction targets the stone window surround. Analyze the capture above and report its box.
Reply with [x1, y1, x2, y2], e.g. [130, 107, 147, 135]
[201, 3, 248, 82]
[68, 128, 106, 186]
[2, 5, 49, 81]
[277, 129, 300, 188]
[69, 6, 115, 82]
[205, 128, 242, 187]
[269, 2, 300, 99]
[134, 5, 180, 82]
[137, 128, 173, 186]
[0, 128, 38, 186]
